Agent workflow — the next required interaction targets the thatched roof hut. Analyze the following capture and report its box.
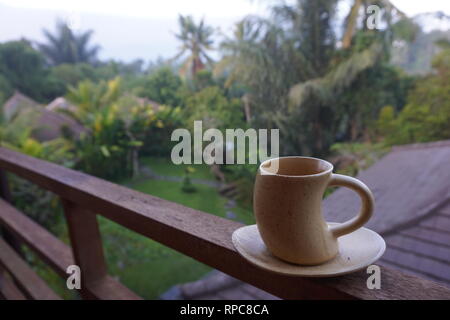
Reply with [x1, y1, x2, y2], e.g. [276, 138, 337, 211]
[45, 97, 78, 113]
[2, 91, 40, 121]
[2, 92, 87, 141]
[33, 108, 87, 141]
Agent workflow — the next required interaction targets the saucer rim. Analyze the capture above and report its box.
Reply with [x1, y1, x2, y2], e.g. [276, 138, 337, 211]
[232, 222, 386, 277]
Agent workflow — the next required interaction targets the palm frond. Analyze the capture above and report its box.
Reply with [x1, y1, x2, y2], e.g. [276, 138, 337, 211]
[38, 21, 99, 65]
[289, 41, 383, 110]
[172, 15, 214, 77]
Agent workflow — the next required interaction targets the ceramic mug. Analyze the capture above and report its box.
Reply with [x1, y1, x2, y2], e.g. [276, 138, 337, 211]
[254, 156, 374, 265]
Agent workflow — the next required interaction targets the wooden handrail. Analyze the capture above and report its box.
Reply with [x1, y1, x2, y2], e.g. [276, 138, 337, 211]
[0, 237, 61, 300]
[0, 146, 450, 300]
[0, 270, 27, 300]
[0, 198, 140, 300]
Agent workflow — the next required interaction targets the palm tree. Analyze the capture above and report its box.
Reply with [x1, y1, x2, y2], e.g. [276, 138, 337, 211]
[274, 0, 337, 77]
[216, 0, 415, 156]
[65, 77, 122, 122]
[172, 15, 214, 78]
[38, 21, 100, 66]
[289, 0, 410, 109]
[287, 0, 413, 152]
[342, 0, 407, 49]
[342, 0, 364, 49]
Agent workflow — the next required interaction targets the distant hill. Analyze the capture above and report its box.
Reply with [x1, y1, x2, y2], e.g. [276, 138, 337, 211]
[391, 12, 450, 75]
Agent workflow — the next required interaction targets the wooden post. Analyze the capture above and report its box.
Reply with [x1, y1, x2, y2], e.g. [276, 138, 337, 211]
[0, 169, 22, 255]
[0, 169, 12, 201]
[61, 199, 108, 299]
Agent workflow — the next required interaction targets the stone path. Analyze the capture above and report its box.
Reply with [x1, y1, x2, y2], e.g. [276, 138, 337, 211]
[160, 270, 278, 300]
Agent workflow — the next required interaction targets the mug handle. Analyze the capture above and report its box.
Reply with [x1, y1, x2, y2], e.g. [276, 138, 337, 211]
[327, 174, 374, 238]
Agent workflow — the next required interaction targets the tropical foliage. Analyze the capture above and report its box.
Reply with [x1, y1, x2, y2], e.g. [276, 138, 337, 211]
[183, 86, 244, 130]
[137, 67, 183, 106]
[378, 43, 450, 145]
[38, 21, 100, 65]
[172, 15, 215, 78]
[1, 0, 444, 205]
[0, 40, 58, 101]
[62, 78, 182, 180]
[1, 0, 449, 298]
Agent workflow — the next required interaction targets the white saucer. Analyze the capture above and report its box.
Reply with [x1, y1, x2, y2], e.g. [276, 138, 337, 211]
[232, 222, 386, 277]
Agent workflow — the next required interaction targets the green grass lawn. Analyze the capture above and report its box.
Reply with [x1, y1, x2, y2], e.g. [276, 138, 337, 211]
[99, 157, 254, 299]
[140, 156, 214, 180]
[130, 170, 254, 225]
[98, 215, 212, 299]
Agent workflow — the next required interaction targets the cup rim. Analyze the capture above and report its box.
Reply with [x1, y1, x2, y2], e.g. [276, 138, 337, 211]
[259, 156, 333, 178]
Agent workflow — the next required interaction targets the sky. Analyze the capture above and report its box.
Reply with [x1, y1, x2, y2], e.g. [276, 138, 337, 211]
[0, 0, 449, 62]
[0, 0, 266, 19]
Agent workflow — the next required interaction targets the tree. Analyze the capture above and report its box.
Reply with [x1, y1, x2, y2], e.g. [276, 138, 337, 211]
[335, 62, 413, 141]
[63, 78, 133, 179]
[48, 63, 103, 96]
[0, 104, 74, 229]
[274, 0, 337, 76]
[285, 0, 411, 154]
[217, 1, 340, 155]
[378, 44, 450, 145]
[38, 21, 100, 66]
[184, 86, 244, 131]
[172, 15, 214, 78]
[217, 16, 307, 129]
[64, 77, 182, 179]
[0, 74, 12, 104]
[341, 0, 407, 49]
[65, 77, 122, 122]
[217, 0, 416, 156]
[0, 40, 56, 101]
[138, 67, 182, 106]
[342, 0, 363, 49]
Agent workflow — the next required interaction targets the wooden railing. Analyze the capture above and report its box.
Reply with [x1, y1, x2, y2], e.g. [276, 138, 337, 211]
[0, 146, 449, 300]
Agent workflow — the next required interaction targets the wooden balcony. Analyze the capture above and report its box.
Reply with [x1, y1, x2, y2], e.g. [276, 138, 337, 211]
[0, 146, 450, 300]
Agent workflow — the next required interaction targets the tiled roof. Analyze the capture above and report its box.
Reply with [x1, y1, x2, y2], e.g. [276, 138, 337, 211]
[323, 140, 450, 286]
[172, 140, 450, 299]
[323, 140, 450, 234]
[380, 199, 450, 286]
